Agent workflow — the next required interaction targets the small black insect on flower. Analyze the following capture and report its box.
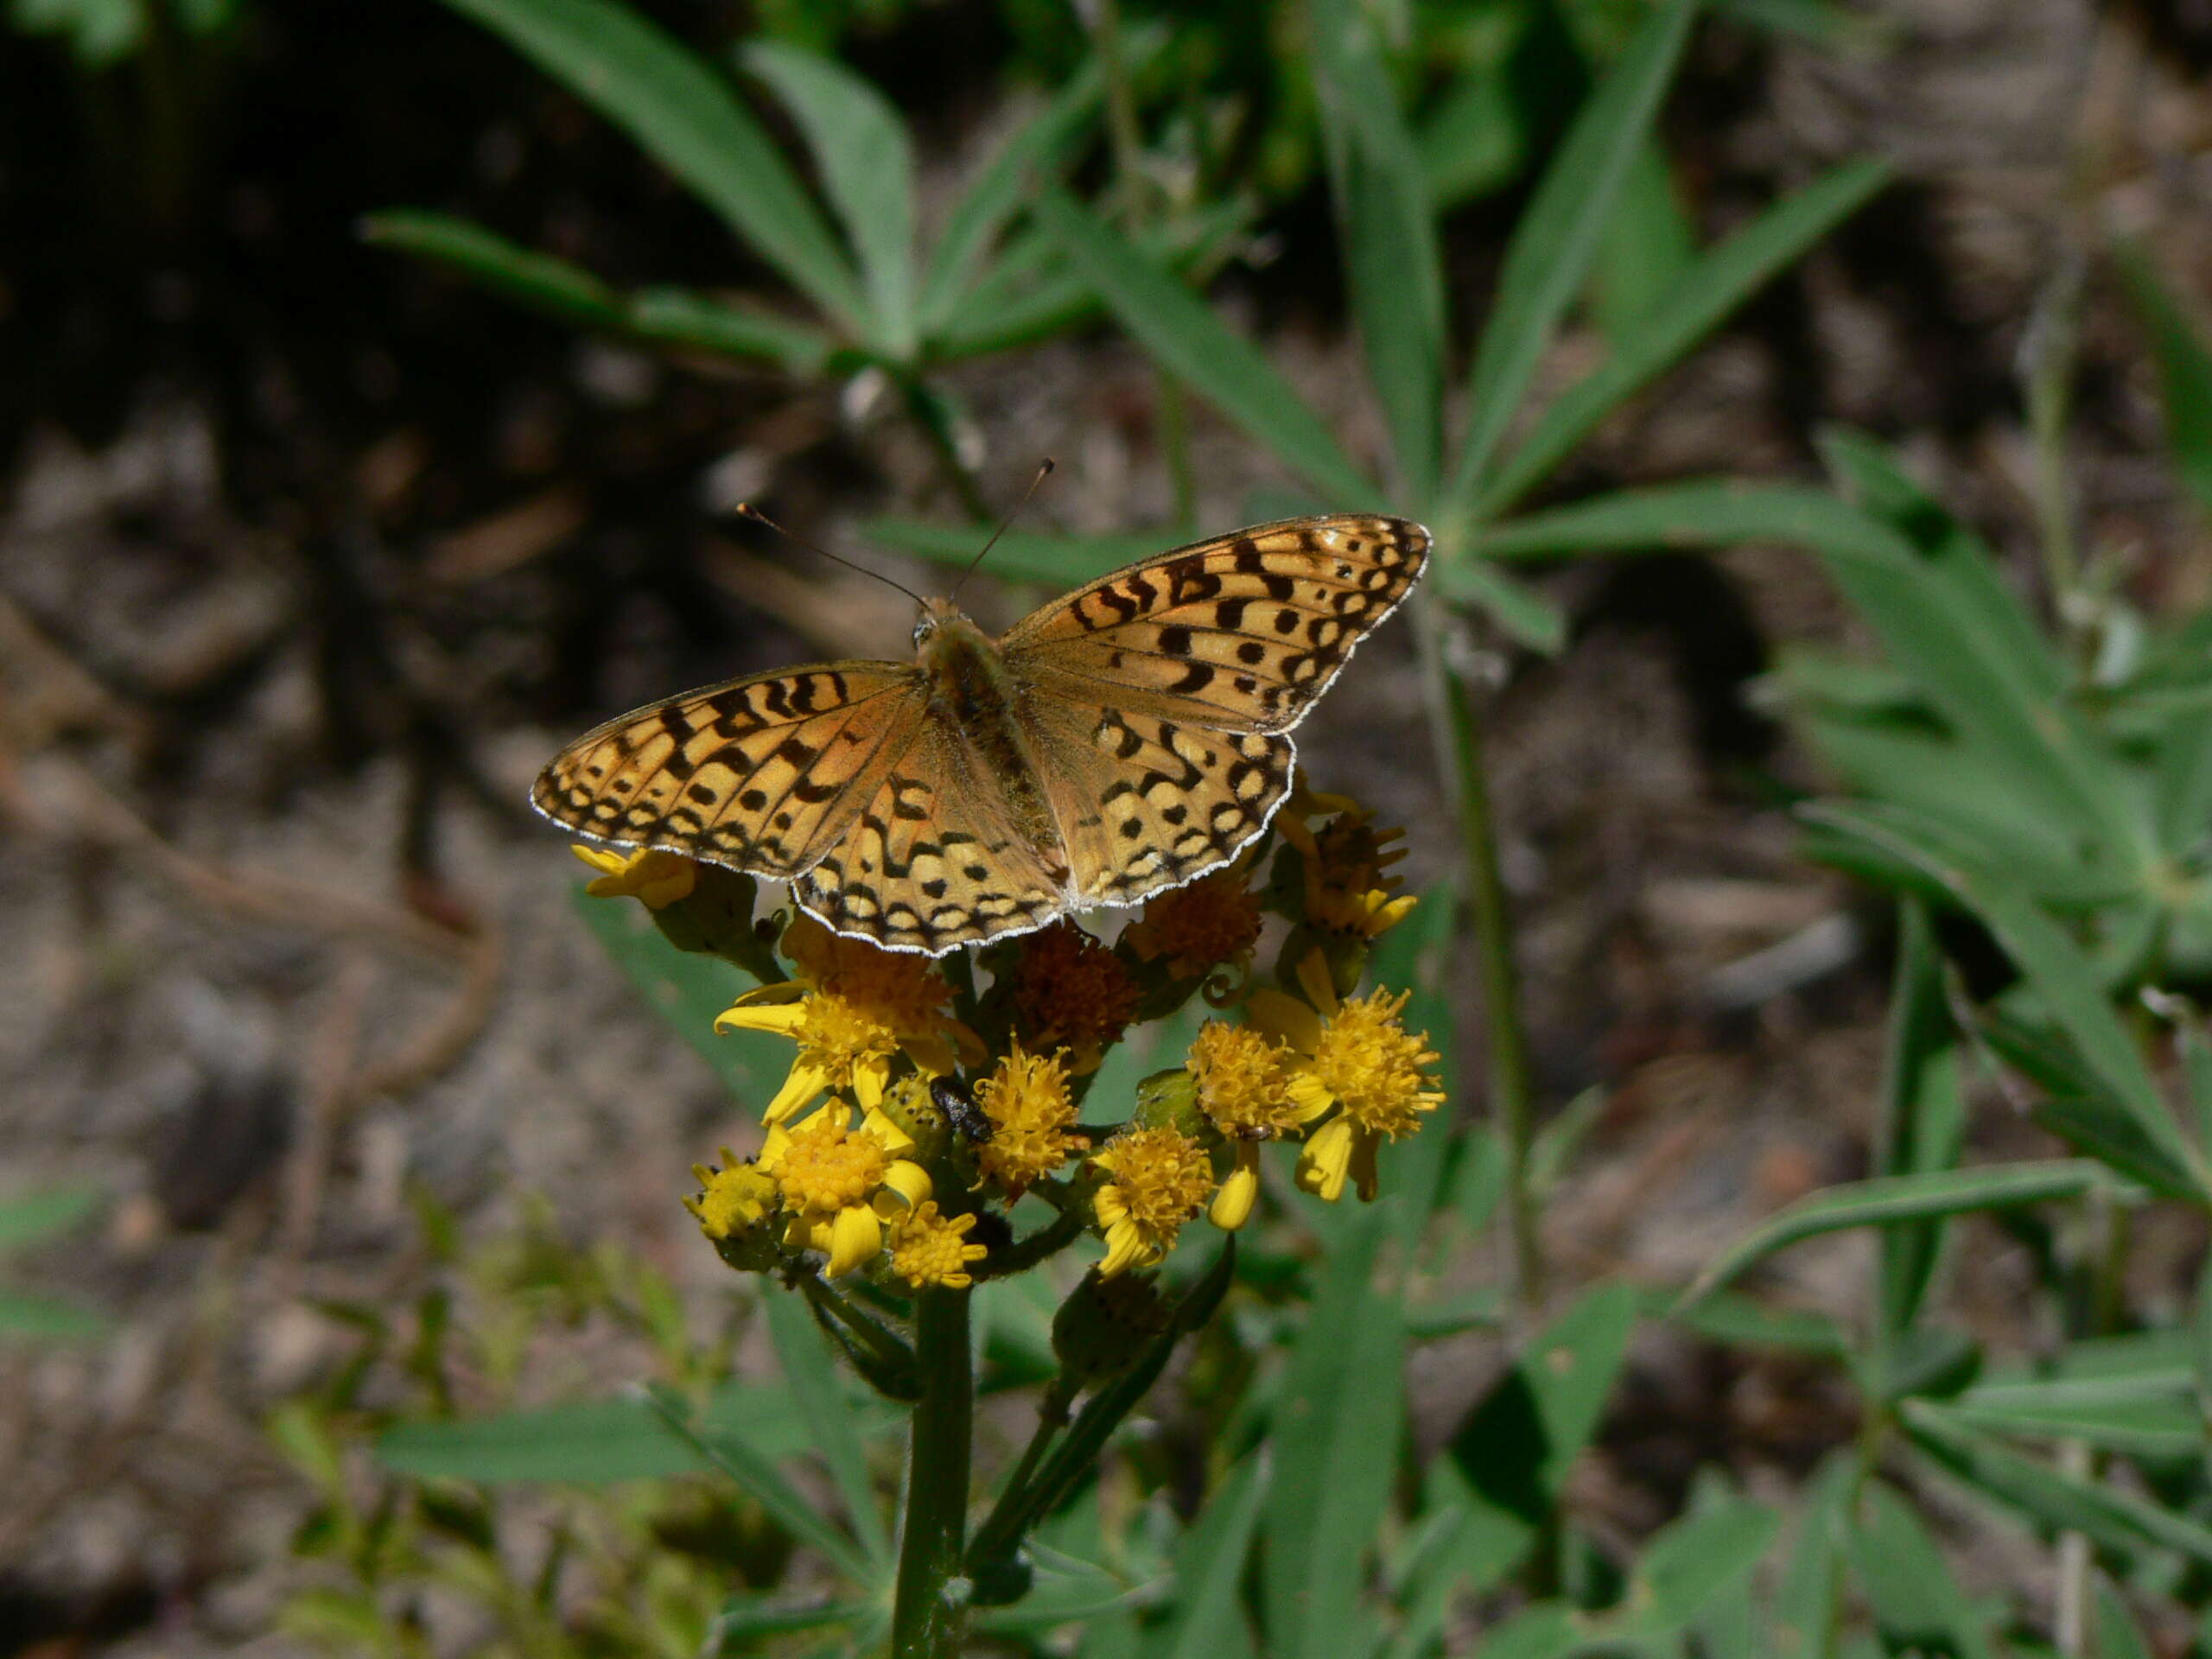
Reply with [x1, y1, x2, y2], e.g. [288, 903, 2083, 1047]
[931, 1077, 994, 1144]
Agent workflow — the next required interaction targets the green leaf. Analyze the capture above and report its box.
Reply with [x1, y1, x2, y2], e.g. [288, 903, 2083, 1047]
[917, 59, 1115, 335]
[862, 517, 1181, 590]
[1434, 1282, 1637, 1594]
[2093, 1577, 2156, 1659]
[1679, 1160, 2107, 1307]
[2032, 1093, 2206, 1204]
[1154, 1452, 1269, 1659]
[1875, 898, 1964, 1335]
[1445, 555, 1568, 653]
[435, 0, 864, 330]
[359, 210, 626, 329]
[0, 1185, 102, 1255]
[626, 288, 832, 372]
[709, 1596, 873, 1647]
[1904, 1399, 2212, 1569]
[741, 41, 916, 357]
[1477, 157, 1890, 518]
[1803, 802, 2192, 1185]
[1609, 1483, 1779, 1638]
[569, 886, 793, 1109]
[1659, 1290, 1849, 1357]
[1445, 0, 1700, 511]
[1843, 1480, 1995, 1659]
[1034, 191, 1376, 506]
[763, 1290, 890, 1567]
[1263, 1213, 1403, 1659]
[1310, 0, 1445, 502]
[1774, 1452, 1856, 1659]
[0, 1289, 107, 1340]
[2115, 243, 2212, 518]
[642, 1382, 875, 1583]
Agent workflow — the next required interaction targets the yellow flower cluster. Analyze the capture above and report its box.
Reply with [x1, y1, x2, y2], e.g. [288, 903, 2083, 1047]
[579, 779, 1443, 1302]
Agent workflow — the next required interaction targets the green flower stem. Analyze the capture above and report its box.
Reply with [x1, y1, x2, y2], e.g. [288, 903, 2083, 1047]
[891, 1287, 974, 1659]
[966, 1382, 1073, 1576]
[974, 1195, 1090, 1280]
[801, 1275, 916, 1376]
[1425, 612, 1542, 1311]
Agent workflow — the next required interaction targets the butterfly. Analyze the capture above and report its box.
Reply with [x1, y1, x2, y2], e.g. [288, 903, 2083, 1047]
[533, 514, 1429, 956]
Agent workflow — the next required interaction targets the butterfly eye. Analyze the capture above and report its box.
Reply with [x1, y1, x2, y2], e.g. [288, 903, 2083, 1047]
[912, 618, 935, 649]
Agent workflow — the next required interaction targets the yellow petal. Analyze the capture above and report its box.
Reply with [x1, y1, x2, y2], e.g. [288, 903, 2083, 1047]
[757, 1124, 794, 1173]
[716, 996, 808, 1036]
[1098, 1217, 1152, 1280]
[1295, 1117, 1355, 1204]
[905, 1031, 955, 1077]
[879, 1159, 933, 1211]
[763, 1063, 831, 1126]
[1286, 1071, 1336, 1121]
[571, 844, 631, 877]
[824, 1205, 883, 1277]
[1093, 1182, 1128, 1230]
[1247, 989, 1323, 1054]
[861, 1106, 917, 1158]
[1209, 1153, 1260, 1231]
[854, 1055, 889, 1111]
[1294, 949, 1340, 1018]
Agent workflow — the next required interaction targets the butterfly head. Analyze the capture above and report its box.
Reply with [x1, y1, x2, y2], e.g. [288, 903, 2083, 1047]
[911, 596, 979, 653]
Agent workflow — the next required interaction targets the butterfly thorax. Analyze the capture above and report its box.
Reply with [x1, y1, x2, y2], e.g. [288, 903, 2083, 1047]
[912, 600, 1069, 880]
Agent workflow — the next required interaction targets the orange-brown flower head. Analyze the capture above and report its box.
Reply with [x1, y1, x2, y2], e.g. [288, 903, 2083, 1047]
[1008, 922, 1140, 1071]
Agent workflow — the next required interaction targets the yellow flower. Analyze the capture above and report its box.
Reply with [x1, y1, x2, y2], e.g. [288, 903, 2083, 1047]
[1090, 1127, 1216, 1279]
[1122, 869, 1263, 980]
[1275, 790, 1411, 938]
[1184, 1020, 1320, 1231]
[758, 1102, 932, 1277]
[683, 1147, 779, 1239]
[1008, 922, 1140, 1072]
[572, 844, 697, 910]
[1308, 884, 1420, 942]
[716, 915, 981, 1124]
[887, 1201, 988, 1289]
[1249, 951, 1445, 1204]
[974, 1041, 1088, 1195]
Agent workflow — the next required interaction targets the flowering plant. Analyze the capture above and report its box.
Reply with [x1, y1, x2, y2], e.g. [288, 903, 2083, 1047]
[574, 781, 1443, 1655]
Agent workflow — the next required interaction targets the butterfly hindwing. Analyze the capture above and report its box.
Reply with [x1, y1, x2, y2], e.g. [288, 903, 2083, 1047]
[532, 663, 925, 875]
[793, 709, 1071, 953]
[1002, 515, 1428, 735]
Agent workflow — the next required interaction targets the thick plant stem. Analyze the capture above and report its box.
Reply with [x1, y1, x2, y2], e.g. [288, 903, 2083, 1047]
[1424, 613, 1542, 1311]
[891, 1287, 974, 1659]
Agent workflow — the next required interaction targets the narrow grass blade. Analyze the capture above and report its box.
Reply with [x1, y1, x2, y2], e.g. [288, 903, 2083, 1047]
[864, 518, 1182, 588]
[1904, 1399, 2212, 1568]
[1803, 802, 2189, 1177]
[0, 1186, 102, 1255]
[1477, 157, 1890, 517]
[359, 210, 625, 329]
[1678, 1160, 2106, 1308]
[1036, 191, 1376, 505]
[625, 289, 832, 373]
[918, 60, 1112, 335]
[1435, 1282, 1637, 1593]
[1844, 1480, 1995, 1659]
[741, 41, 916, 357]
[764, 1290, 891, 1567]
[1444, 0, 1699, 512]
[435, 0, 864, 330]
[2115, 242, 2212, 517]
[1153, 1452, 1269, 1659]
[642, 1382, 875, 1584]
[1875, 898, 1964, 1335]
[1310, 0, 1445, 501]
[1262, 1213, 1404, 1659]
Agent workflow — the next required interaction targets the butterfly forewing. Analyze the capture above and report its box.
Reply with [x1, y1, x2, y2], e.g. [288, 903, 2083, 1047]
[1002, 515, 1428, 734]
[532, 663, 925, 874]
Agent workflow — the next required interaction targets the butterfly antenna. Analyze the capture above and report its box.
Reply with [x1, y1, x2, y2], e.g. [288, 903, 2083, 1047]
[732, 503, 931, 608]
[950, 457, 1055, 605]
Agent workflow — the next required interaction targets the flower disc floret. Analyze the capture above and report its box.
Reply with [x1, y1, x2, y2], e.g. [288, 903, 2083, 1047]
[1186, 1020, 1305, 1139]
[1123, 872, 1264, 979]
[757, 1103, 932, 1277]
[1009, 923, 1140, 1070]
[1090, 1127, 1215, 1278]
[887, 1202, 988, 1290]
[683, 1149, 779, 1239]
[974, 1042, 1087, 1193]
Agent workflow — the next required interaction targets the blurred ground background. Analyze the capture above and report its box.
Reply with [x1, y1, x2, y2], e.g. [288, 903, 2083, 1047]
[3, 0, 2212, 1651]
